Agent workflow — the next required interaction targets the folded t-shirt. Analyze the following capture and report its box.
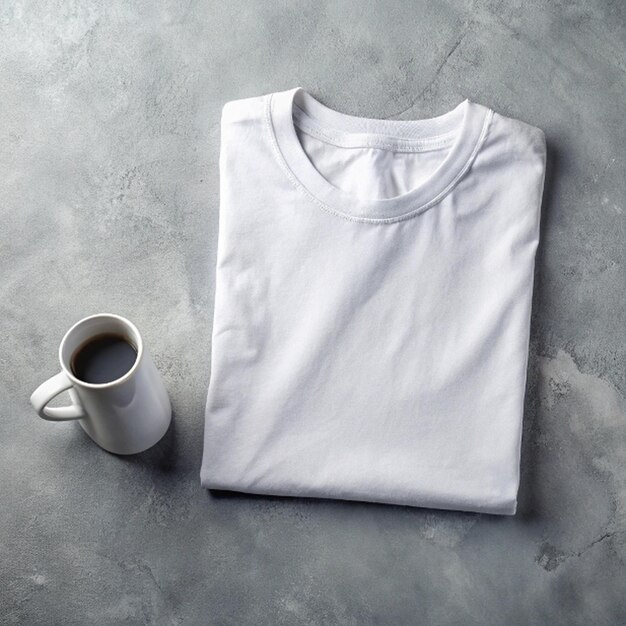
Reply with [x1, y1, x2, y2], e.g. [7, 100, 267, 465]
[201, 87, 547, 515]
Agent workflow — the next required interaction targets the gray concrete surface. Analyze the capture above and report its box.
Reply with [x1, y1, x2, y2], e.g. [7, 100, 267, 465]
[1, 1, 625, 624]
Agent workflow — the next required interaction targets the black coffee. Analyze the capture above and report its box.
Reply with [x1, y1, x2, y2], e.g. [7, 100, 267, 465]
[71, 334, 138, 384]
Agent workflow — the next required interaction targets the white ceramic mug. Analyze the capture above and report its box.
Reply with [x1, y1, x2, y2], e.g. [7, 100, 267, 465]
[30, 313, 172, 455]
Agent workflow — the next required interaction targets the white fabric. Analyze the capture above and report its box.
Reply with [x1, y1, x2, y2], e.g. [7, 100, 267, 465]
[201, 87, 547, 515]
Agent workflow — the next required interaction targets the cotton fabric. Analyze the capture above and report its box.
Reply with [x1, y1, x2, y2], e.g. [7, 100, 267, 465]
[201, 87, 547, 515]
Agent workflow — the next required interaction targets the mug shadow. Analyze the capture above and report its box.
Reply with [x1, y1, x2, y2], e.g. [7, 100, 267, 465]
[117, 410, 179, 473]
[515, 136, 561, 522]
[69, 408, 179, 474]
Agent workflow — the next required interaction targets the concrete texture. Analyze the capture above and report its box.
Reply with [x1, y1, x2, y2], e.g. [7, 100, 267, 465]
[1, 0, 625, 623]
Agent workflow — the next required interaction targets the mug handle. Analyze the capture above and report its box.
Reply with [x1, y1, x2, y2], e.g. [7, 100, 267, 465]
[30, 372, 86, 421]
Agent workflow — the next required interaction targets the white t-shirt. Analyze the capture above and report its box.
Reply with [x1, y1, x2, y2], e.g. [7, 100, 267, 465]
[201, 86, 547, 515]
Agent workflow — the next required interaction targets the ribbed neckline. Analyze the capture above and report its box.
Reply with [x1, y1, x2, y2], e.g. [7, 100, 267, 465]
[266, 87, 493, 224]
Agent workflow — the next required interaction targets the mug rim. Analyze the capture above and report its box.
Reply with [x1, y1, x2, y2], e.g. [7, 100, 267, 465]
[58, 313, 145, 389]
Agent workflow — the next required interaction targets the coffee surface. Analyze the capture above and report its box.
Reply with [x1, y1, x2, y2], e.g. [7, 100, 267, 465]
[71, 334, 137, 384]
